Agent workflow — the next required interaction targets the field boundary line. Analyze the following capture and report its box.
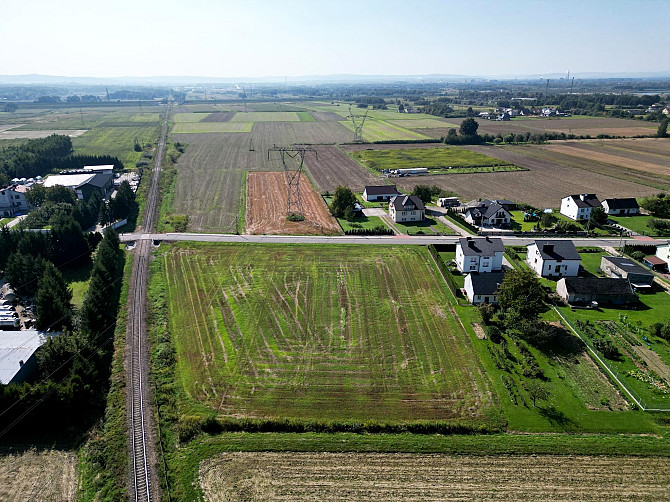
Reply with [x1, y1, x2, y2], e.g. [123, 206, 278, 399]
[553, 306, 670, 412]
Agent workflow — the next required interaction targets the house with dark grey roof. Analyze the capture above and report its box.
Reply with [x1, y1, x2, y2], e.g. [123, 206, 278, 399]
[464, 271, 506, 304]
[363, 185, 401, 202]
[463, 201, 511, 227]
[456, 237, 505, 273]
[388, 194, 425, 222]
[601, 198, 640, 215]
[560, 194, 601, 221]
[600, 256, 654, 287]
[527, 240, 581, 277]
[556, 277, 637, 305]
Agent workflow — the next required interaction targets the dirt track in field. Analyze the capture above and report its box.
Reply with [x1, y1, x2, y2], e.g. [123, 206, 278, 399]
[304, 145, 380, 192]
[201, 452, 670, 502]
[201, 112, 234, 122]
[0, 449, 77, 501]
[246, 172, 341, 235]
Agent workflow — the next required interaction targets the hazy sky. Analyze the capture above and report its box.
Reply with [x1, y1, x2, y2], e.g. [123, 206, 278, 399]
[2, 0, 667, 78]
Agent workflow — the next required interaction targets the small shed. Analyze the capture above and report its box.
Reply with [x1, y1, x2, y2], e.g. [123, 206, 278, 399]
[644, 255, 668, 272]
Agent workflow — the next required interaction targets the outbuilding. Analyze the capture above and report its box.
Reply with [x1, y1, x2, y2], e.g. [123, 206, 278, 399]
[363, 185, 401, 202]
[556, 277, 638, 305]
[601, 198, 640, 215]
[0, 330, 50, 384]
[600, 256, 654, 288]
[464, 271, 505, 304]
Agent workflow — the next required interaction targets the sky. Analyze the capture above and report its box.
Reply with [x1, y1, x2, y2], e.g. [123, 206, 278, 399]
[1, 0, 668, 79]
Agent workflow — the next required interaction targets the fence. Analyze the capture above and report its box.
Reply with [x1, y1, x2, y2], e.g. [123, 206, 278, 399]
[554, 307, 670, 412]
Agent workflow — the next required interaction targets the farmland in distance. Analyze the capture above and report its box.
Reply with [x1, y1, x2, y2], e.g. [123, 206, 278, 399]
[200, 452, 670, 502]
[159, 243, 494, 423]
[245, 172, 341, 235]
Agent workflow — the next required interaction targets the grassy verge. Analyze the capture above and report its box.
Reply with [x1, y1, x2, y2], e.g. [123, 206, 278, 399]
[77, 252, 133, 501]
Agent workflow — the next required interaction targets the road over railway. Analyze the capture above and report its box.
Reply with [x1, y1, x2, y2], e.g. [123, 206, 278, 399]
[125, 102, 170, 502]
[122, 231, 668, 248]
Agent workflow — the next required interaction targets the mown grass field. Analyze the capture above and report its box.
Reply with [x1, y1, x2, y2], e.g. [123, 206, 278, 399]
[199, 452, 670, 502]
[349, 146, 516, 172]
[0, 449, 77, 501]
[160, 243, 495, 423]
[172, 122, 253, 134]
[339, 119, 431, 142]
[609, 214, 670, 236]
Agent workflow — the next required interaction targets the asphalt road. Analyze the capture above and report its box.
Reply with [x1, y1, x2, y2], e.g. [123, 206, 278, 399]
[120, 232, 667, 248]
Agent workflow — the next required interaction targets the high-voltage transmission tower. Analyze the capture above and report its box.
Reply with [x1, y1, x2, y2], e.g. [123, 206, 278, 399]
[346, 105, 369, 143]
[267, 145, 317, 219]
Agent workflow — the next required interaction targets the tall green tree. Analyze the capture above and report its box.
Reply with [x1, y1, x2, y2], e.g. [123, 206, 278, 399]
[330, 186, 357, 219]
[497, 269, 546, 321]
[459, 118, 479, 137]
[589, 207, 608, 227]
[411, 185, 433, 204]
[35, 264, 73, 331]
[657, 118, 668, 138]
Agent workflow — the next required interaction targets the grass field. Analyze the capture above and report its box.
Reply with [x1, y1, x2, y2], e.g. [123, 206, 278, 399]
[0, 449, 77, 501]
[160, 243, 495, 423]
[229, 112, 304, 122]
[349, 146, 515, 172]
[174, 112, 209, 123]
[199, 452, 670, 502]
[172, 122, 253, 133]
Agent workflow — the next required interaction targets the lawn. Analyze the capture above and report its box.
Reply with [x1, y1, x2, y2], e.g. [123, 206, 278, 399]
[61, 259, 93, 307]
[609, 214, 670, 237]
[0, 217, 14, 226]
[173, 113, 208, 123]
[393, 216, 456, 235]
[349, 146, 516, 172]
[509, 211, 539, 231]
[158, 243, 495, 424]
[336, 215, 388, 232]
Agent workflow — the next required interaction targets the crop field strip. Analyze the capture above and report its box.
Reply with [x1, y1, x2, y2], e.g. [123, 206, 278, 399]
[475, 116, 658, 137]
[171, 121, 351, 232]
[339, 119, 431, 142]
[499, 142, 670, 191]
[200, 452, 670, 502]
[245, 172, 341, 235]
[303, 145, 381, 192]
[162, 244, 494, 422]
[0, 449, 77, 502]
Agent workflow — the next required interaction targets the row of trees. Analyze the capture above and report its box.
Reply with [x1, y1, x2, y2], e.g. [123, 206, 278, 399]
[0, 229, 125, 433]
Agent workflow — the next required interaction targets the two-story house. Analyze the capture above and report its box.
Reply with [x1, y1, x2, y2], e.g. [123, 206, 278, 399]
[455, 237, 504, 273]
[526, 240, 581, 277]
[463, 201, 511, 227]
[0, 185, 30, 217]
[388, 195, 425, 222]
[560, 194, 601, 221]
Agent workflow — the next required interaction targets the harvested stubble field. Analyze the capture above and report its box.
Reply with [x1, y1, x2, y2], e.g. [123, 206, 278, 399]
[391, 144, 660, 208]
[0, 449, 77, 501]
[245, 172, 341, 235]
[303, 145, 380, 192]
[172, 122, 253, 133]
[500, 142, 670, 191]
[475, 116, 658, 137]
[171, 122, 351, 232]
[200, 452, 670, 502]
[161, 243, 493, 421]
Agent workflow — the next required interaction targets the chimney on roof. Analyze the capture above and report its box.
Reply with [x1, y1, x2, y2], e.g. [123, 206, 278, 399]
[543, 244, 554, 254]
[468, 240, 475, 248]
[485, 236, 491, 242]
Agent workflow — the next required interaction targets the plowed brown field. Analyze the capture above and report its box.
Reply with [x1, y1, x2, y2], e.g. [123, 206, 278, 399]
[304, 145, 380, 192]
[246, 172, 341, 235]
[394, 145, 659, 208]
[200, 452, 670, 502]
[475, 117, 657, 137]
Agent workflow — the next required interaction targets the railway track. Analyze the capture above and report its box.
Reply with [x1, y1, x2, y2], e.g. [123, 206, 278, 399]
[127, 102, 170, 501]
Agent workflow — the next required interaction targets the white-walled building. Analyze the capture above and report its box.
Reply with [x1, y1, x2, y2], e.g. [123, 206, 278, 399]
[601, 198, 640, 215]
[0, 185, 30, 217]
[388, 195, 425, 223]
[456, 237, 505, 273]
[363, 185, 401, 202]
[560, 194, 601, 221]
[464, 271, 505, 304]
[656, 244, 670, 270]
[527, 240, 581, 277]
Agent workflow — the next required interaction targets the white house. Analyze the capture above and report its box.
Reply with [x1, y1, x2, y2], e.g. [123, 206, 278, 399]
[655, 244, 670, 270]
[0, 185, 30, 217]
[560, 194, 601, 221]
[601, 198, 640, 215]
[463, 202, 511, 227]
[363, 185, 401, 202]
[464, 271, 505, 304]
[388, 195, 425, 223]
[527, 240, 581, 277]
[456, 237, 504, 273]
